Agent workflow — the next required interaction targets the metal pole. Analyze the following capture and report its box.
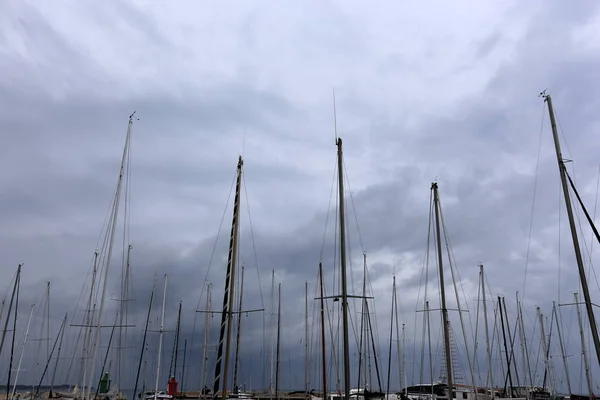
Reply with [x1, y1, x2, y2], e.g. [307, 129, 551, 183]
[545, 93, 600, 366]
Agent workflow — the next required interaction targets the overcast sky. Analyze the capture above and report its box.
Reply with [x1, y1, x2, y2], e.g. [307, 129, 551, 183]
[1, 0, 600, 395]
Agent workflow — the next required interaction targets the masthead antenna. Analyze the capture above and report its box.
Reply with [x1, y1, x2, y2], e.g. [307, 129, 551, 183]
[333, 88, 338, 143]
[242, 128, 247, 158]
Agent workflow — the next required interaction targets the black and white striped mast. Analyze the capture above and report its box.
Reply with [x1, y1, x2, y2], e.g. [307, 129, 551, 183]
[212, 156, 243, 400]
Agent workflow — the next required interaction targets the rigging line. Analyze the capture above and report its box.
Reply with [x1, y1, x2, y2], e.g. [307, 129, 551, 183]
[415, 189, 434, 312]
[552, 106, 600, 306]
[364, 261, 384, 379]
[320, 159, 339, 262]
[438, 194, 473, 313]
[343, 159, 366, 253]
[565, 167, 600, 250]
[195, 168, 238, 310]
[414, 190, 434, 384]
[438, 194, 479, 388]
[567, 177, 600, 296]
[522, 101, 547, 301]
[554, 106, 575, 171]
[242, 174, 265, 310]
[592, 165, 600, 254]
[558, 178, 562, 304]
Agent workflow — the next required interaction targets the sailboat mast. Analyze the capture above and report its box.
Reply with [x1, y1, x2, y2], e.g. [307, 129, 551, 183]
[132, 277, 156, 400]
[401, 324, 406, 395]
[480, 265, 493, 397]
[50, 314, 68, 396]
[0, 264, 21, 359]
[80, 251, 99, 390]
[431, 183, 453, 396]
[318, 263, 328, 400]
[498, 297, 514, 397]
[553, 302, 572, 395]
[574, 292, 593, 398]
[275, 283, 282, 400]
[536, 307, 551, 392]
[385, 277, 395, 397]
[154, 275, 169, 400]
[6, 265, 21, 400]
[201, 283, 212, 394]
[543, 93, 600, 365]
[270, 270, 276, 396]
[213, 156, 244, 400]
[336, 138, 351, 400]
[86, 114, 135, 400]
[181, 339, 188, 395]
[174, 301, 182, 379]
[516, 293, 533, 389]
[11, 304, 35, 400]
[46, 282, 51, 366]
[305, 281, 310, 395]
[117, 244, 133, 386]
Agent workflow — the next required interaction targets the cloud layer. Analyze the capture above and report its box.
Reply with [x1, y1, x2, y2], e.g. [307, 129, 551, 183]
[1, 0, 600, 395]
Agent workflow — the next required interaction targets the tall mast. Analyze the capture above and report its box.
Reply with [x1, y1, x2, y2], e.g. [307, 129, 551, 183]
[543, 93, 600, 365]
[502, 297, 519, 389]
[480, 265, 493, 397]
[574, 292, 593, 398]
[200, 283, 212, 394]
[50, 313, 68, 396]
[357, 255, 366, 390]
[154, 275, 168, 400]
[553, 301, 571, 395]
[0, 264, 22, 359]
[80, 251, 99, 390]
[6, 264, 21, 400]
[318, 263, 328, 400]
[516, 293, 532, 389]
[46, 282, 51, 369]
[181, 339, 188, 395]
[386, 276, 396, 397]
[336, 138, 351, 400]
[431, 183, 453, 397]
[270, 270, 276, 396]
[173, 301, 182, 380]
[275, 283, 282, 400]
[305, 281, 310, 395]
[213, 156, 243, 400]
[11, 304, 35, 400]
[498, 297, 514, 398]
[33, 282, 51, 392]
[117, 244, 133, 387]
[536, 307, 551, 392]
[401, 324, 406, 395]
[132, 277, 156, 400]
[86, 113, 135, 400]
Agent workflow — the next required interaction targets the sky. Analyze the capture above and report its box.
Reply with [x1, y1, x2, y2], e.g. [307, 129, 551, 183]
[1, 0, 600, 396]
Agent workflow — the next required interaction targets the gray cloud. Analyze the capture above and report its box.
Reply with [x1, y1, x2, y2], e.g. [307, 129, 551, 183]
[1, 0, 600, 396]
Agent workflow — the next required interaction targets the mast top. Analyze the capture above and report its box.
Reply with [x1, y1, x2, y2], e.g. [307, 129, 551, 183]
[129, 111, 139, 121]
[237, 155, 244, 168]
[539, 89, 549, 100]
